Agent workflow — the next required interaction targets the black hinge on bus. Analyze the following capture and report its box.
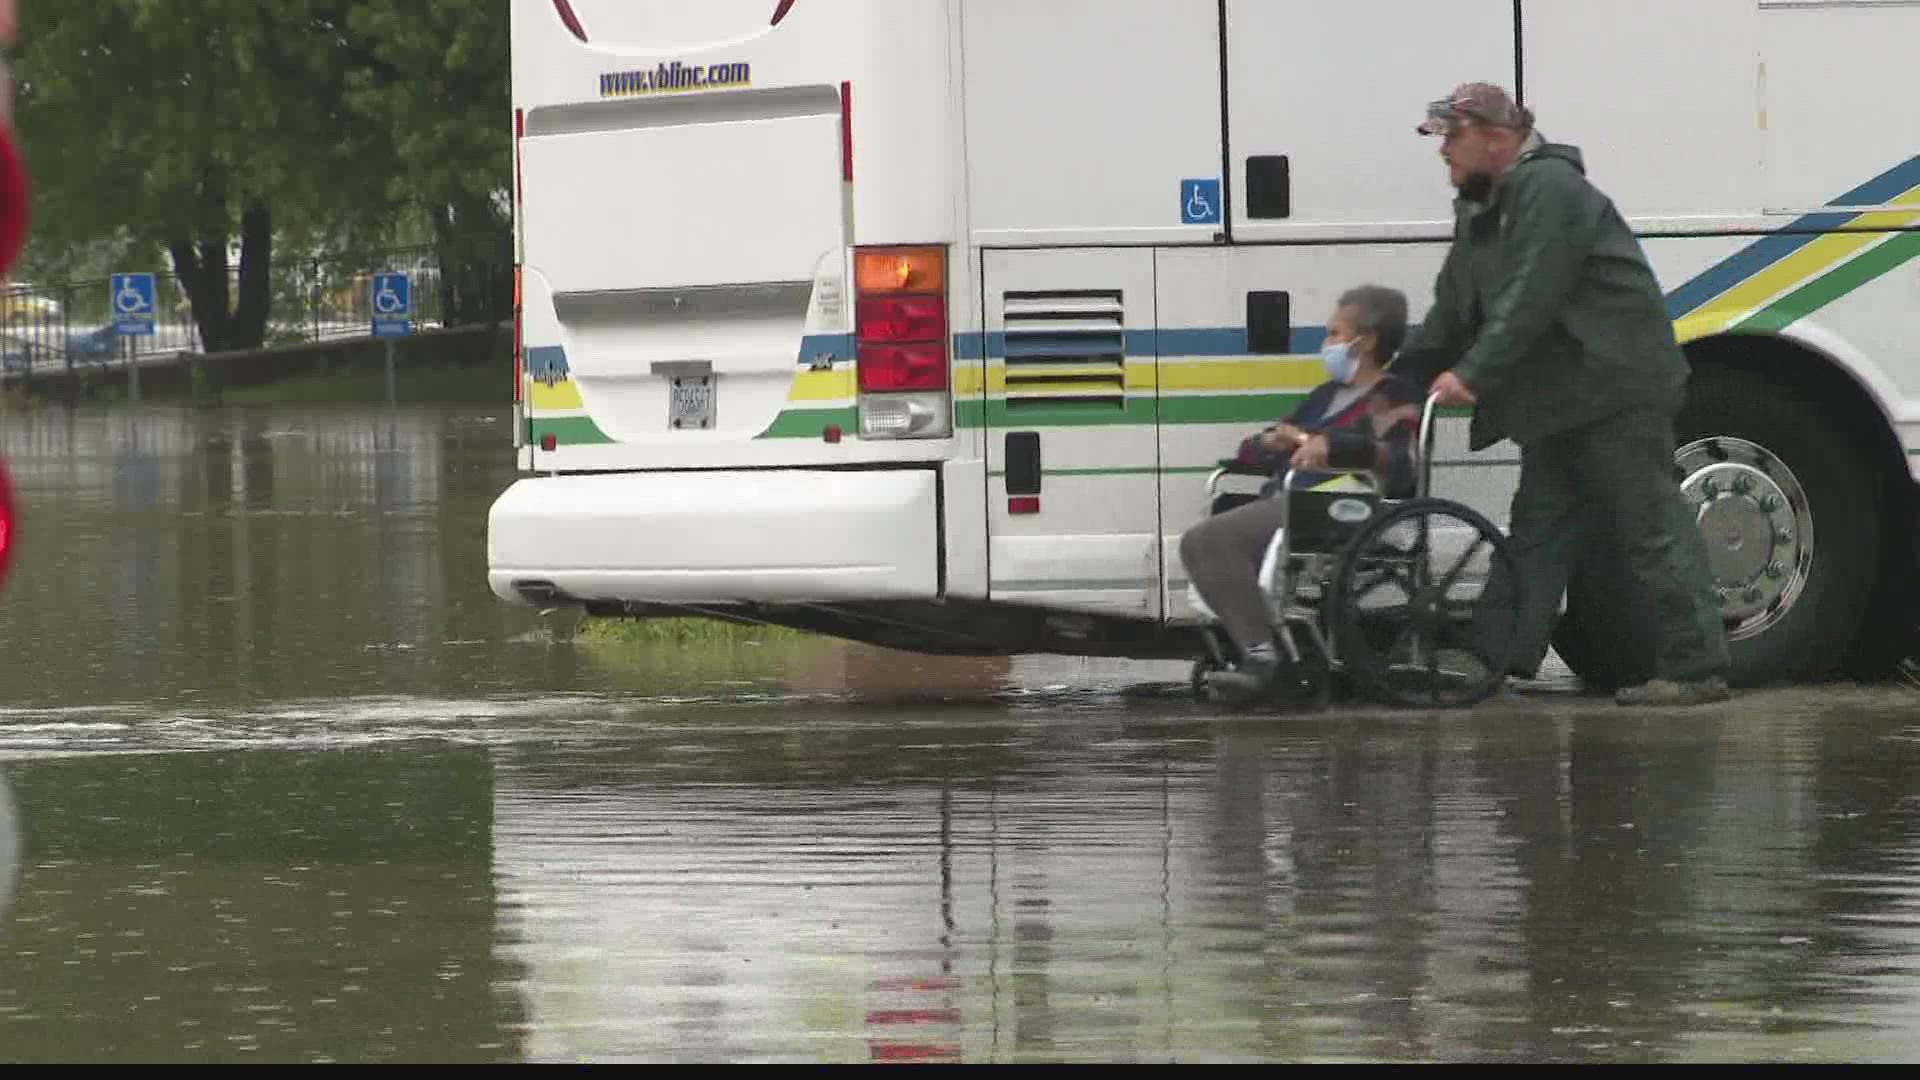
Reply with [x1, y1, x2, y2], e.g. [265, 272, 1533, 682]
[1005, 432, 1042, 496]
[1246, 155, 1291, 219]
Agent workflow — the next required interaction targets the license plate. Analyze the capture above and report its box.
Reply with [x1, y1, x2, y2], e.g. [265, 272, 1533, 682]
[668, 375, 714, 430]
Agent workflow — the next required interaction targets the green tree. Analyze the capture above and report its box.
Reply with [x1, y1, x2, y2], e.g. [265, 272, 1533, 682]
[343, 0, 512, 327]
[16, 1, 398, 351]
[13, 0, 511, 349]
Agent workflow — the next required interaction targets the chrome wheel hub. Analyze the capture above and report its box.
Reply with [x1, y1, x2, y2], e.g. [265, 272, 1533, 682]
[1676, 437, 1813, 642]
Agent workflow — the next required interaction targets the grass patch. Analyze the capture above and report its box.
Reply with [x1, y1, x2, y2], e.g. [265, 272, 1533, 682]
[215, 363, 503, 406]
[577, 617, 813, 646]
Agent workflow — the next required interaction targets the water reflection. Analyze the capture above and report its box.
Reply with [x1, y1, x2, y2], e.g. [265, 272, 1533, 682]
[0, 406, 543, 709]
[481, 696, 1920, 1063]
[0, 405, 1913, 1061]
[0, 746, 521, 1062]
[0, 681, 1912, 1061]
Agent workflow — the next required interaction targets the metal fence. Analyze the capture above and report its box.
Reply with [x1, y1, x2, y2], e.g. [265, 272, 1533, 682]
[0, 247, 460, 379]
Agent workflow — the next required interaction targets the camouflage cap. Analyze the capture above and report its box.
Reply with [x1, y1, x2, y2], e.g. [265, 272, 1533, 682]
[1417, 82, 1535, 135]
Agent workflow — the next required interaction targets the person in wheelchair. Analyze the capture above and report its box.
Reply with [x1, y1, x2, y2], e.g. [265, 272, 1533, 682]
[1179, 285, 1423, 705]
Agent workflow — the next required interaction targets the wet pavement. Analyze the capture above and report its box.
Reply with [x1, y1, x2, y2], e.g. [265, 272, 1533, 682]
[0, 404, 1915, 1063]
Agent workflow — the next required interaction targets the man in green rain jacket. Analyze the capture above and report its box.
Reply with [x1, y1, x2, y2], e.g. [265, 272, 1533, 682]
[1393, 83, 1731, 706]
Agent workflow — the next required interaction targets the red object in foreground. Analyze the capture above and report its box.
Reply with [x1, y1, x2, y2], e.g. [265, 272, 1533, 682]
[0, 458, 17, 590]
[0, 125, 28, 278]
[0, 111, 29, 592]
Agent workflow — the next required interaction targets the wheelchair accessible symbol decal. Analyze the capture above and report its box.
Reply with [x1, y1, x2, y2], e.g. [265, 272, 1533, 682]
[110, 272, 157, 337]
[371, 271, 412, 338]
[1181, 178, 1221, 225]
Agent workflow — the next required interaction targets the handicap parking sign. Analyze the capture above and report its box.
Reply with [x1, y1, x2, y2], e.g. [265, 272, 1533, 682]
[371, 271, 412, 338]
[1181, 178, 1222, 225]
[110, 272, 156, 337]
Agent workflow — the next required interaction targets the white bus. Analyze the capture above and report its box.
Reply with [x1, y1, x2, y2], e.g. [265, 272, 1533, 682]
[490, 0, 1920, 689]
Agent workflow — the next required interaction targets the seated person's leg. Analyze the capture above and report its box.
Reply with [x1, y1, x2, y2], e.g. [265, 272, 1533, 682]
[1181, 497, 1289, 695]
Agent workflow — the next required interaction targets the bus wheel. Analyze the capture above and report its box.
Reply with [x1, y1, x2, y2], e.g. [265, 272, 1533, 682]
[1555, 365, 1879, 689]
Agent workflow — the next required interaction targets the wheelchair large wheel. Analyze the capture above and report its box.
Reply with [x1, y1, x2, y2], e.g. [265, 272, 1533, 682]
[1326, 497, 1521, 709]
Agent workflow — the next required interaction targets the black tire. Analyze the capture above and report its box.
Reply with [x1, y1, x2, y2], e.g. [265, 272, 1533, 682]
[1554, 364, 1881, 689]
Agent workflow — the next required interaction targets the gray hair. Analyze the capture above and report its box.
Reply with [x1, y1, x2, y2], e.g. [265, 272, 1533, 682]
[1337, 285, 1409, 361]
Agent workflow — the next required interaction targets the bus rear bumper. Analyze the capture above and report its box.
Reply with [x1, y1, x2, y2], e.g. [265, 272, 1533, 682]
[486, 468, 941, 606]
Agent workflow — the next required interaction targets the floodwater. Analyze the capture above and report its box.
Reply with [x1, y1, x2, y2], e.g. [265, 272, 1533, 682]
[0, 404, 1915, 1063]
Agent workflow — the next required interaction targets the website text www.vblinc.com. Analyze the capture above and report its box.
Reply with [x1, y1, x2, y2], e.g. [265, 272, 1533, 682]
[599, 61, 751, 98]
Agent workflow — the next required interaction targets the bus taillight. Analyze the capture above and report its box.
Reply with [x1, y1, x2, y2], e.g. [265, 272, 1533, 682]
[853, 246, 951, 440]
[856, 344, 947, 393]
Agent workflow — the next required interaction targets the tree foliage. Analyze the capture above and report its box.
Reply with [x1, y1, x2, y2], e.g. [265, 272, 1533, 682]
[13, 1, 510, 350]
[344, 1, 512, 327]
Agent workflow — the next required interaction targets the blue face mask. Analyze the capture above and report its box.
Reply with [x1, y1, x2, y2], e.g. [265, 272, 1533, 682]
[1321, 339, 1360, 384]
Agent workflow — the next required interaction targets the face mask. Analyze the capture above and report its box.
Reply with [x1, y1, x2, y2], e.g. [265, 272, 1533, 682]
[1321, 339, 1358, 384]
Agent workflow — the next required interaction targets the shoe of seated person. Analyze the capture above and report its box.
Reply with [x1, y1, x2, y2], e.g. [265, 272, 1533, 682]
[1206, 649, 1279, 707]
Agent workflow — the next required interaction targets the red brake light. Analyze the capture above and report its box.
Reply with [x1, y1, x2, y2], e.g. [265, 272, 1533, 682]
[856, 296, 944, 343]
[771, 0, 799, 26]
[552, 0, 589, 42]
[857, 344, 948, 392]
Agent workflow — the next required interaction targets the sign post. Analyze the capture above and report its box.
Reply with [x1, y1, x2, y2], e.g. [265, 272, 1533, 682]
[371, 271, 412, 406]
[110, 272, 156, 404]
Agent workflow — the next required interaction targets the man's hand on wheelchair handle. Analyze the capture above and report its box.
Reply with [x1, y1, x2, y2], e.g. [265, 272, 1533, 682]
[1430, 371, 1476, 406]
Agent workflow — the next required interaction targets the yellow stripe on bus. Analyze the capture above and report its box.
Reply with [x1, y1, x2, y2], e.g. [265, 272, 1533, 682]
[1674, 182, 1920, 343]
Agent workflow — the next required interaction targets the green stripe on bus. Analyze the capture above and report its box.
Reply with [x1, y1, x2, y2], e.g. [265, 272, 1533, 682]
[531, 416, 614, 446]
[646, 391, 1472, 445]
[1732, 230, 1920, 336]
[759, 406, 859, 438]
[954, 394, 1310, 429]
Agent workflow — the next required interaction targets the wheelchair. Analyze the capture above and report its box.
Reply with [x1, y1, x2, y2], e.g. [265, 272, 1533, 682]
[1186, 394, 1523, 710]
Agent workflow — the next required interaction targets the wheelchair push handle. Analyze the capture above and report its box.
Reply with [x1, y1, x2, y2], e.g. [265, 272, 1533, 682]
[1417, 392, 1442, 499]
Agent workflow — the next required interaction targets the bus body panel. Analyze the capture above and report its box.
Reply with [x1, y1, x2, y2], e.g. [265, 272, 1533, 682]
[980, 248, 1164, 619]
[960, 0, 1223, 248]
[1224, 0, 1516, 242]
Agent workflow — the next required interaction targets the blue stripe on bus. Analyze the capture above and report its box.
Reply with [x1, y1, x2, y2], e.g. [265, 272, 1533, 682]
[1663, 153, 1920, 319]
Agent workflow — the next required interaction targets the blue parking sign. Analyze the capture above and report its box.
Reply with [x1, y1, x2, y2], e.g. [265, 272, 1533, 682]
[372, 271, 412, 338]
[110, 273, 156, 337]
